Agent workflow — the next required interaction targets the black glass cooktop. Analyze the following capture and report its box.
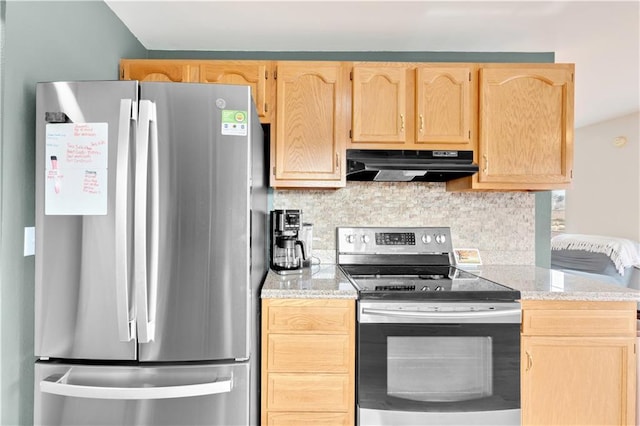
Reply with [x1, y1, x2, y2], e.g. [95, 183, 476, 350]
[340, 265, 520, 301]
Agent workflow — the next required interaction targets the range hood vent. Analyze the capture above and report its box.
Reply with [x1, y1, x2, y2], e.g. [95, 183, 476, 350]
[346, 149, 479, 182]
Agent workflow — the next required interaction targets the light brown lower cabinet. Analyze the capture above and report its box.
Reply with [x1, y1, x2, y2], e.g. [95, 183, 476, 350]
[521, 300, 637, 426]
[261, 298, 355, 425]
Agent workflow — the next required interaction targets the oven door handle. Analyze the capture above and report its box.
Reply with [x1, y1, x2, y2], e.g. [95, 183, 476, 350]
[361, 307, 521, 320]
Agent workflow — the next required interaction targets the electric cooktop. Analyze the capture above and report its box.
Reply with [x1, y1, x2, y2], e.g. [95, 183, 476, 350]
[336, 227, 520, 302]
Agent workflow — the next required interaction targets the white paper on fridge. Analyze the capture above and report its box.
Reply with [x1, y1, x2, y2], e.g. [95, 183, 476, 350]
[45, 123, 108, 215]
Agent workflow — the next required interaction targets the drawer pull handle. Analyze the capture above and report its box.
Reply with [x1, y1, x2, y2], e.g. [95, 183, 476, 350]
[525, 351, 533, 371]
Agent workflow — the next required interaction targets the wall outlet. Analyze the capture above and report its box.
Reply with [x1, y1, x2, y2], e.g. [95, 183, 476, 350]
[24, 227, 35, 256]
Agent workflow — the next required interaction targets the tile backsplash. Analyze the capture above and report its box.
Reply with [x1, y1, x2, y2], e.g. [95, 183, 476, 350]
[274, 182, 535, 265]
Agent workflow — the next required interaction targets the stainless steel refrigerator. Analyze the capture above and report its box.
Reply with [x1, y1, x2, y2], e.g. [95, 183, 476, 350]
[34, 81, 267, 425]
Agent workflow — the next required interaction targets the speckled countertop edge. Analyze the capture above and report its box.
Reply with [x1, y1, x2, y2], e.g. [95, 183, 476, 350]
[261, 264, 640, 302]
[467, 265, 640, 302]
[261, 265, 358, 299]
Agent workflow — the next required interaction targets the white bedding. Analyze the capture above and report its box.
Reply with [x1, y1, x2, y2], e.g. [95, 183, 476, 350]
[551, 234, 640, 276]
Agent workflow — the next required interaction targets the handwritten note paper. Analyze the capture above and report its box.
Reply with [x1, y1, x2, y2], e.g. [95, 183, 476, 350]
[45, 123, 108, 215]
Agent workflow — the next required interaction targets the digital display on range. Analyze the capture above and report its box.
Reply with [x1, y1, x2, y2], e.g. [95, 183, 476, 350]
[375, 232, 416, 245]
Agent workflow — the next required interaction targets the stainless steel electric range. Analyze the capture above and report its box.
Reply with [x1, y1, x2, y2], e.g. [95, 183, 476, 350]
[337, 226, 522, 426]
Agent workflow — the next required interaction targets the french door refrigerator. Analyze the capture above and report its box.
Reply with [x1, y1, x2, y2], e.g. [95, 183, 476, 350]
[34, 81, 267, 426]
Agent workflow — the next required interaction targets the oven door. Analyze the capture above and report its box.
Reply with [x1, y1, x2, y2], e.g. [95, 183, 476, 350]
[357, 301, 521, 426]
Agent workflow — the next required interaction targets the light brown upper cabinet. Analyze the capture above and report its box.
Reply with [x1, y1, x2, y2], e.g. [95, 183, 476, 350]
[199, 60, 273, 122]
[415, 65, 475, 146]
[351, 64, 412, 146]
[448, 63, 574, 191]
[120, 59, 198, 82]
[119, 59, 575, 191]
[271, 61, 350, 188]
[350, 63, 476, 150]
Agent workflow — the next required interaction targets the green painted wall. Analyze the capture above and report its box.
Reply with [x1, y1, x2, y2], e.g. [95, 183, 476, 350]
[0, 2, 145, 424]
[536, 191, 553, 267]
[148, 49, 552, 63]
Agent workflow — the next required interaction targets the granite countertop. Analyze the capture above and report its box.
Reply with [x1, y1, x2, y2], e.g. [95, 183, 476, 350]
[261, 264, 358, 299]
[467, 265, 640, 302]
[261, 264, 640, 302]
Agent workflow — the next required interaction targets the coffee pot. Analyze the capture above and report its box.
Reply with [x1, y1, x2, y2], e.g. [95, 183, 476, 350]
[270, 209, 306, 274]
[300, 222, 313, 267]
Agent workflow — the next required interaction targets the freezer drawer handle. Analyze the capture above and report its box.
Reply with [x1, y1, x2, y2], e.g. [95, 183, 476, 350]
[40, 372, 233, 400]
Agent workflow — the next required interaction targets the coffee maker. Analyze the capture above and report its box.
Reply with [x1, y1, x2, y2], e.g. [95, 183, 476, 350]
[270, 209, 306, 274]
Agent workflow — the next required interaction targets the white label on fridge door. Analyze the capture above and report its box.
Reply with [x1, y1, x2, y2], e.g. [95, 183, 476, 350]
[44, 123, 108, 215]
[221, 110, 248, 136]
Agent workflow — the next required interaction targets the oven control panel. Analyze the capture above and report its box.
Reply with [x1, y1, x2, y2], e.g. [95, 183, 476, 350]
[337, 226, 453, 255]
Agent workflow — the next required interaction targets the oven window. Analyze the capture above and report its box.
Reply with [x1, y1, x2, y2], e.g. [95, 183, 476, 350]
[358, 323, 520, 412]
[387, 336, 492, 403]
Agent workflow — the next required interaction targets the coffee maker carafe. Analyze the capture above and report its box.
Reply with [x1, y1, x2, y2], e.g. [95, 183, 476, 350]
[270, 209, 306, 274]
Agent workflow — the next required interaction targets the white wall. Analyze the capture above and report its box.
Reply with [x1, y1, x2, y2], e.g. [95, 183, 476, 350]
[565, 112, 640, 241]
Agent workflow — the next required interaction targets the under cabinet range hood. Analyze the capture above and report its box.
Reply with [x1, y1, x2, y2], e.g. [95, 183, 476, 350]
[346, 149, 479, 182]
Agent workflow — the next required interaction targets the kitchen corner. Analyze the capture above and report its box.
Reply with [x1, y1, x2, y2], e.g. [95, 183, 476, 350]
[261, 259, 640, 426]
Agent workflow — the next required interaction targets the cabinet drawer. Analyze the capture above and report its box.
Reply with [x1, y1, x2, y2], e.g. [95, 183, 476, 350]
[522, 301, 637, 336]
[267, 334, 351, 372]
[266, 412, 352, 426]
[265, 373, 351, 412]
[265, 300, 354, 333]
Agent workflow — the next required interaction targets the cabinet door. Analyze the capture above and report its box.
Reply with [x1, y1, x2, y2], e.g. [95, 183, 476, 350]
[120, 60, 196, 82]
[273, 62, 348, 188]
[266, 412, 352, 426]
[415, 65, 474, 146]
[199, 60, 272, 122]
[478, 65, 574, 188]
[522, 336, 636, 425]
[351, 65, 412, 145]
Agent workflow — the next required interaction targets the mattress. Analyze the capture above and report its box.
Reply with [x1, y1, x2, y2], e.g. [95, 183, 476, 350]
[550, 234, 640, 290]
[551, 249, 639, 289]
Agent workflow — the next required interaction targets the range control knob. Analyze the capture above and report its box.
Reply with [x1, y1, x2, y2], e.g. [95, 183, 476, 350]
[361, 234, 371, 244]
[421, 234, 432, 244]
[346, 234, 356, 244]
[435, 285, 445, 291]
[421, 286, 431, 291]
[435, 234, 447, 244]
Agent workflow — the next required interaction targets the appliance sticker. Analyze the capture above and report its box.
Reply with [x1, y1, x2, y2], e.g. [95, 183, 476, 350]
[221, 110, 248, 136]
[44, 123, 108, 216]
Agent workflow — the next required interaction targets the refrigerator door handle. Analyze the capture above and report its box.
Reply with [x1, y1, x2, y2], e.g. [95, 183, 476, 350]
[134, 100, 159, 343]
[115, 98, 136, 342]
[40, 371, 233, 400]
